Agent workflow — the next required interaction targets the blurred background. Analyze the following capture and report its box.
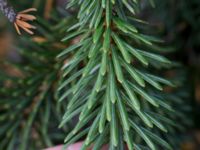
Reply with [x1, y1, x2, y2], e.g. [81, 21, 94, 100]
[0, 0, 199, 149]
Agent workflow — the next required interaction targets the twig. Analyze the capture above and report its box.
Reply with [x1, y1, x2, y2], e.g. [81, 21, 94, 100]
[0, 0, 37, 35]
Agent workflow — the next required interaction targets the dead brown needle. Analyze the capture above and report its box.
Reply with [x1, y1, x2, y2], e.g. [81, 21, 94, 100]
[14, 8, 37, 35]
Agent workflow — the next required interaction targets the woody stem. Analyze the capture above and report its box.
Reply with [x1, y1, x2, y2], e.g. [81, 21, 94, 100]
[0, 0, 16, 22]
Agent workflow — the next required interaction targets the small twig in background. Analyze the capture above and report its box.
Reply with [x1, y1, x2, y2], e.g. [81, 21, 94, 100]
[44, 0, 54, 19]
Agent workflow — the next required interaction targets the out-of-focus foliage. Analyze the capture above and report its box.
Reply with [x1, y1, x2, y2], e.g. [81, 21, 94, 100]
[151, 0, 200, 61]
[0, 18, 72, 149]
[0, 0, 74, 149]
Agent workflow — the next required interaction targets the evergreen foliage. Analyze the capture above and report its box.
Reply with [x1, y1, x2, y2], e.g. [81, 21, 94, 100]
[0, 0, 196, 150]
[0, 19, 70, 149]
[153, 0, 200, 51]
[57, 0, 192, 149]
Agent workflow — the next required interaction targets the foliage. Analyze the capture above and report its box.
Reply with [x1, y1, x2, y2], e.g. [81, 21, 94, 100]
[0, 0, 196, 150]
[57, 0, 192, 149]
[0, 16, 72, 149]
[152, 0, 200, 52]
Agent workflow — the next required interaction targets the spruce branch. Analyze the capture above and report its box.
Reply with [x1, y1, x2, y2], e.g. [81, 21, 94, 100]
[57, 0, 191, 150]
[0, 18, 70, 150]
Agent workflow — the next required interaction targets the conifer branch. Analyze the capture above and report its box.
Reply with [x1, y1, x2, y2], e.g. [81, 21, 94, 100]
[0, 17, 69, 150]
[57, 0, 191, 149]
[0, 0, 194, 149]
